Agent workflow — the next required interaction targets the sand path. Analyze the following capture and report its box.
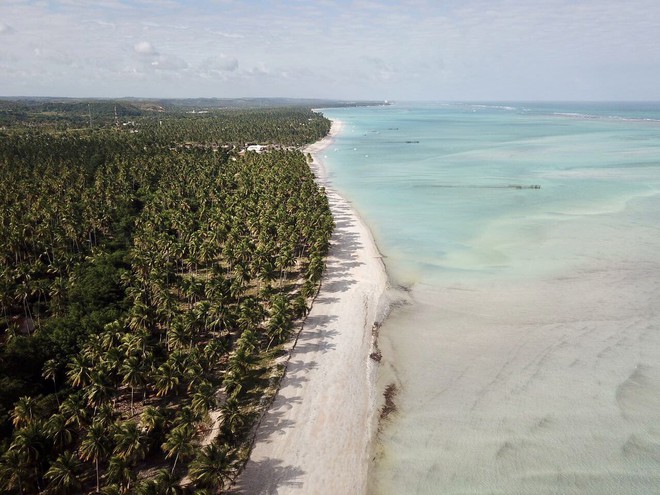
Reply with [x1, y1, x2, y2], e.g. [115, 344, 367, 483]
[230, 121, 387, 494]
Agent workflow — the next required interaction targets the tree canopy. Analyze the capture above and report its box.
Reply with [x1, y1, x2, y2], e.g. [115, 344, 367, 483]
[0, 100, 334, 494]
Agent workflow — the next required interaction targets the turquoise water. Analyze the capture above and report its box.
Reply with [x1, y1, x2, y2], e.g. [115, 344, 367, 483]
[322, 103, 660, 285]
[320, 103, 660, 494]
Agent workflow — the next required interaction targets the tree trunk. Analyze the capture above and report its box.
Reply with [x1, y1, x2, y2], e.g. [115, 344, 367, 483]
[96, 458, 100, 493]
[172, 452, 179, 474]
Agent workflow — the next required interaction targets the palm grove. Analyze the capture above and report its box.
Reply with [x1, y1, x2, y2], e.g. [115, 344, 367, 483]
[0, 104, 334, 494]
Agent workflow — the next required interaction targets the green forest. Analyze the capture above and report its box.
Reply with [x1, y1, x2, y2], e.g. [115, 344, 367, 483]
[0, 102, 334, 494]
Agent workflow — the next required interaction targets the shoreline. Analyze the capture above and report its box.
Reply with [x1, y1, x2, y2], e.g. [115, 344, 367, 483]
[230, 119, 389, 494]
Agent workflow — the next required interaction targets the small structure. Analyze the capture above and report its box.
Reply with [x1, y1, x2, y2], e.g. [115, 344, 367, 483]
[246, 144, 266, 153]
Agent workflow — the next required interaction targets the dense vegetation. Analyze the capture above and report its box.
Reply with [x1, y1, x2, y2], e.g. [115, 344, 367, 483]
[0, 103, 334, 493]
[0, 97, 385, 130]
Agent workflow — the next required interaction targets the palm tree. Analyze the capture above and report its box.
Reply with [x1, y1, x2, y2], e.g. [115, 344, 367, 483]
[220, 396, 247, 440]
[203, 338, 229, 367]
[292, 293, 309, 319]
[106, 455, 136, 494]
[44, 451, 82, 495]
[267, 295, 293, 349]
[166, 322, 190, 351]
[42, 358, 61, 404]
[161, 425, 195, 474]
[120, 330, 150, 359]
[66, 355, 92, 388]
[100, 320, 124, 350]
[0, 448, 30, 494]
[228, 328, 259, 377]
[172, 405, 201, 431]
[154, 362, 180, 397]
[184, 361, 206, 394]
[79, 421, 111, 493]
[120, 355, 146, 415]
[59, 392, 89, 427]
[307, 254, 325, 283]
[84, 369, 114, 411]
[11, 396, 37, 428]
[221, 368, 243, 399]
[113, 420, 149, 462]
[96, 403, 120, 428]
[238, 296, 265, 330]
[187, 442, 235, 489]
[208, 301, 235, 333]
[10, 421, 47, 492]
[152, 468, 183, 495]
[140, 405, 166, 434]
[46, 413, 76, 450]
[191, 381, 216, 417]
[134, 478, 160, 495]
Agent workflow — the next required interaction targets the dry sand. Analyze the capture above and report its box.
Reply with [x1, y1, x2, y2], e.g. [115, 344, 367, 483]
[231, 120, 387, 494]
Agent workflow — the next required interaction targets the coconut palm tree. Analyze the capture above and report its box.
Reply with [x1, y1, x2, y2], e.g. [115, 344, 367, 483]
[44, 451, 83, 495]
[152, 468, 183, 495]
[113, 420, 149, 463]
[59, 392, 89, 427]
[172, 405, 202, 431]
[42, 358, 61, 404]
[106, 455, 136, 494]
[11, 396, 37, 428]
[191, 380, 216, 417]
[154, 362, 180, 397]
[220, 396, 247, 440]
[120, 355, 147, 415]
[84, 369, 114, 411]
[203, 338, 229, 367]
[79, 421, 111, 493]
[140, 405, 166, 435]
[0, 448, 31, 494]
[66, 355, 92, 389]
[46, 413, 76, 450]
[187, 441, 235, 490]
[10, 421, 47, 492]
[292, 293, 309, 319]
[134, 478, 160, 495]
[267, 295, 292, 347]
[238, 296, 265, 331]
[161, 425, 195, 474]
[96, 403, 120, 429]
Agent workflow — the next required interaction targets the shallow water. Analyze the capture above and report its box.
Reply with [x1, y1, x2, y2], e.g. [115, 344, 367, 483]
[320, 103, 660, 494]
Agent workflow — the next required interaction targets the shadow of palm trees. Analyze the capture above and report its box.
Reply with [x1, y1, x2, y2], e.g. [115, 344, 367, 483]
[229, 458, 305, 494]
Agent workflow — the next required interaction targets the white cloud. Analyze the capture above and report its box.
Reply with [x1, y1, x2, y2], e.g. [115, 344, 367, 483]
[150, 54, 188, 71]
[134, 41, 158, 56]
[33, 47, 74, 66]
[200, 54, 239, 74]
[1, 0, 659, 99]
[204, 29, 244, 39]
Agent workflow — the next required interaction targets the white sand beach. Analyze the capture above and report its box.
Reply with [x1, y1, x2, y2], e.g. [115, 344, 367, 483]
[231, 121, 388, 494]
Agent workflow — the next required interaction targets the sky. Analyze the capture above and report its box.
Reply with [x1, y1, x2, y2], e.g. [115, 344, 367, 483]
[1, 0, 660, 101]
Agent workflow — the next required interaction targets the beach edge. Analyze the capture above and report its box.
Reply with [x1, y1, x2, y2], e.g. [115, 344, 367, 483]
[230, 117, 390, 494]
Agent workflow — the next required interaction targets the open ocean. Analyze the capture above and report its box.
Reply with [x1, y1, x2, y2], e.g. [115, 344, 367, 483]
[320, 103, 660, 494]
